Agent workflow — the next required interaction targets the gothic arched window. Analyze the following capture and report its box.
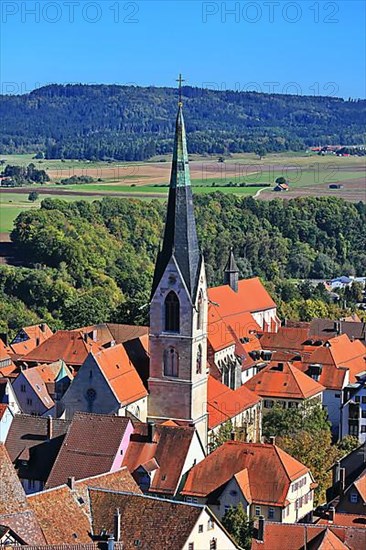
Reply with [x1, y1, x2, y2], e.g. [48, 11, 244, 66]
[165, 291, 180, 332]
[197, 290, 204, 330]
[196, 344, 203, 374]
[164, 347, 179, 377]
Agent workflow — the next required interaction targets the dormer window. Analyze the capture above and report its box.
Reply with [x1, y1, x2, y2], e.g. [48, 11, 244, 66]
[165, 291, 180, 333]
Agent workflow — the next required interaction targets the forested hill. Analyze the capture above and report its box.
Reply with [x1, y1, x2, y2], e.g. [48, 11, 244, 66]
[1, 84, 365, 161]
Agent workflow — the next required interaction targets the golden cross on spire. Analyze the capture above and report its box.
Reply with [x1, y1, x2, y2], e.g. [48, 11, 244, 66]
[176, 73, 185, 105]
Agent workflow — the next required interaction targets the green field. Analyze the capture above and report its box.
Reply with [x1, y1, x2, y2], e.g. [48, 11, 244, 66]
[1, 152, 364, 233]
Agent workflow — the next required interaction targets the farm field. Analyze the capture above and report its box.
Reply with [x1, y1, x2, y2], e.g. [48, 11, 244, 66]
[0, 152, 365, 234]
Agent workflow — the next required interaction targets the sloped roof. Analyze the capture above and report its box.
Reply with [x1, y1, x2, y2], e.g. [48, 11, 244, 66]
[123, 423, 196, 495]
[0, 443, 29, 515]
[251, 521, 364, 550]
[260, 327, 324, 352]
[107, 324, 149, 344]
[353, 471, 366, 503]
[5, 414, 70, 482]
[182, 441, 309, 506]
[28, 486, 92, 544]
[207, 375, 260, 429]
[35, 360, 73, 383]
[208, 277, 276, 315]
[317, 512, 366, 529]
[0, 510, 46, 545]
[0, 403, 9, 420]
[22, 331, 102, 367]
[74, 324, 115, 347]
[302, 334, 366, 385]
[11, 324, 53, 356]
[89, 489, 204, 549]
[0, 338, 14, 363]
[20, 368, 55, 410]
[244, 362, 324, 399]
[46, 413, 132, 489]
[91, 344, 147, 405]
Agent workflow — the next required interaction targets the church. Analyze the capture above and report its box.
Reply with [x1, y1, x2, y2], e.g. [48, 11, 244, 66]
[147, 84, 279, 451]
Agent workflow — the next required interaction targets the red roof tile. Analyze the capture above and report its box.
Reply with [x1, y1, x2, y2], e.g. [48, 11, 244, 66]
[22, 331, 102, 367]
[208, 277, 276, 315]
[11, 324, 53, 356]
[46, 412, 132, 489]
[0, 443, 29, 515]
[244, 361, 324, 399]
[28, 486, 92, 544]
[91, 344, 147, 405]
[123, 423, 196, 496]
[0, 510, 46, 545]
[317, 512, 366, 529]
[182, 441, 309, 506]
[207, 375, 260, 429]
[0, 403, 9, 420]
[251, 521, 365, 550]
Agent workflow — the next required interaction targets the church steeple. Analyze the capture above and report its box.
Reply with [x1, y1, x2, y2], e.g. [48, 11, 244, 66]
[148, 77, 208, 450]
[224, 248, 239, 292]
[151, 84, 200, 300]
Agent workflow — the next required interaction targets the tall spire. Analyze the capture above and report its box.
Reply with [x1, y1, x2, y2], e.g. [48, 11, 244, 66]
[224, 248, 239, 292]
[151, 76, 200, 299]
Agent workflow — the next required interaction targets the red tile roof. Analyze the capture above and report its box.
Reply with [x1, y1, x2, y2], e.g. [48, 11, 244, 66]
[244, 361, 324, 400]
[207, 375, 260, 429]
[0, 443, 29, 515]
[317, 512, 366, 529]
[0, 510, 46, 546]
[208, 277, 276, 316]
[353, 471, 366, 503]
[46, 413, 132, 489]
[28, 486, 92, 544]
[11, 324, 53, 356]
[123, 423, 196, 496]
[22, 331, 102, 367]
[35, 360, 73, 383]
[20, 368, 55, 410]
[182, 441, 309, 506]
[91, 344, 147, 405]
[89, 489, 209, 550]
[251, 521, 365, 550]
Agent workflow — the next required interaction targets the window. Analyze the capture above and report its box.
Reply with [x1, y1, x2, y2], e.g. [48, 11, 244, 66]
[350, 493, 358, 503]
[264, 400, 274, 409]
[188, 544, 194, 550]
[362, 410, 366, 418]
[26, 398, 32, 406]
[197, 290, 204, 330]
[268, 507, 275, 519]
[196, 344, 202, 374]
[165, 291, 180, 332]
[209, 539, 217, 550]
[20, 384, 26, 393]
[255, 506, 261, 516]
[362, 396, 366, 404]
[361, 425, 366, 433]
[335, 393, 341, 398]
[355, 396, 361, 403]
[198, 525, 203, 533]
[163, 347, 179, 377]
[208, 519, 214, 530]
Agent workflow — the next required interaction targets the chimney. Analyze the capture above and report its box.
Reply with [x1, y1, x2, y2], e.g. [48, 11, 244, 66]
[47, 416, 53, 440]
[257, 515, 265, 542]
[67, 476, 75, 490]
[334, 321, 340, 335]
[40, 323, 46, 333]
[339, 467, 346, 495]
[328, 506, 335, 523]
[147, 422, 155, 443]
[114, 508, 121, 542]
[224, 248, 239, 293]
[269, 436, 276, 445]
[332, 461, 340, 487]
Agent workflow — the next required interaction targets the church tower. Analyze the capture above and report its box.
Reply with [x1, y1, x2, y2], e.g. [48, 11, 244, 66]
[148, 77, 208, 450]
[224, 248, 239, 292]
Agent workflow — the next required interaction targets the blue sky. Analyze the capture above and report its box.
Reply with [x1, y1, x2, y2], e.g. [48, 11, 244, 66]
[1, 0, 365, 98]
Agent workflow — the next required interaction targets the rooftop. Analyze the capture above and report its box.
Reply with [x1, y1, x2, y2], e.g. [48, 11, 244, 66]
[182, 441, 309, 506]
[208, 277, 276, 316]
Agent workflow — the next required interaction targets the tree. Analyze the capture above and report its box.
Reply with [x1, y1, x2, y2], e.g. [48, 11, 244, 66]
[255, 146, 267, 160]
[275, 176, 287, 185]
[28, 191, 39, 202]
[221, 503, 254, 550]
[336, 436, 359, 455]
